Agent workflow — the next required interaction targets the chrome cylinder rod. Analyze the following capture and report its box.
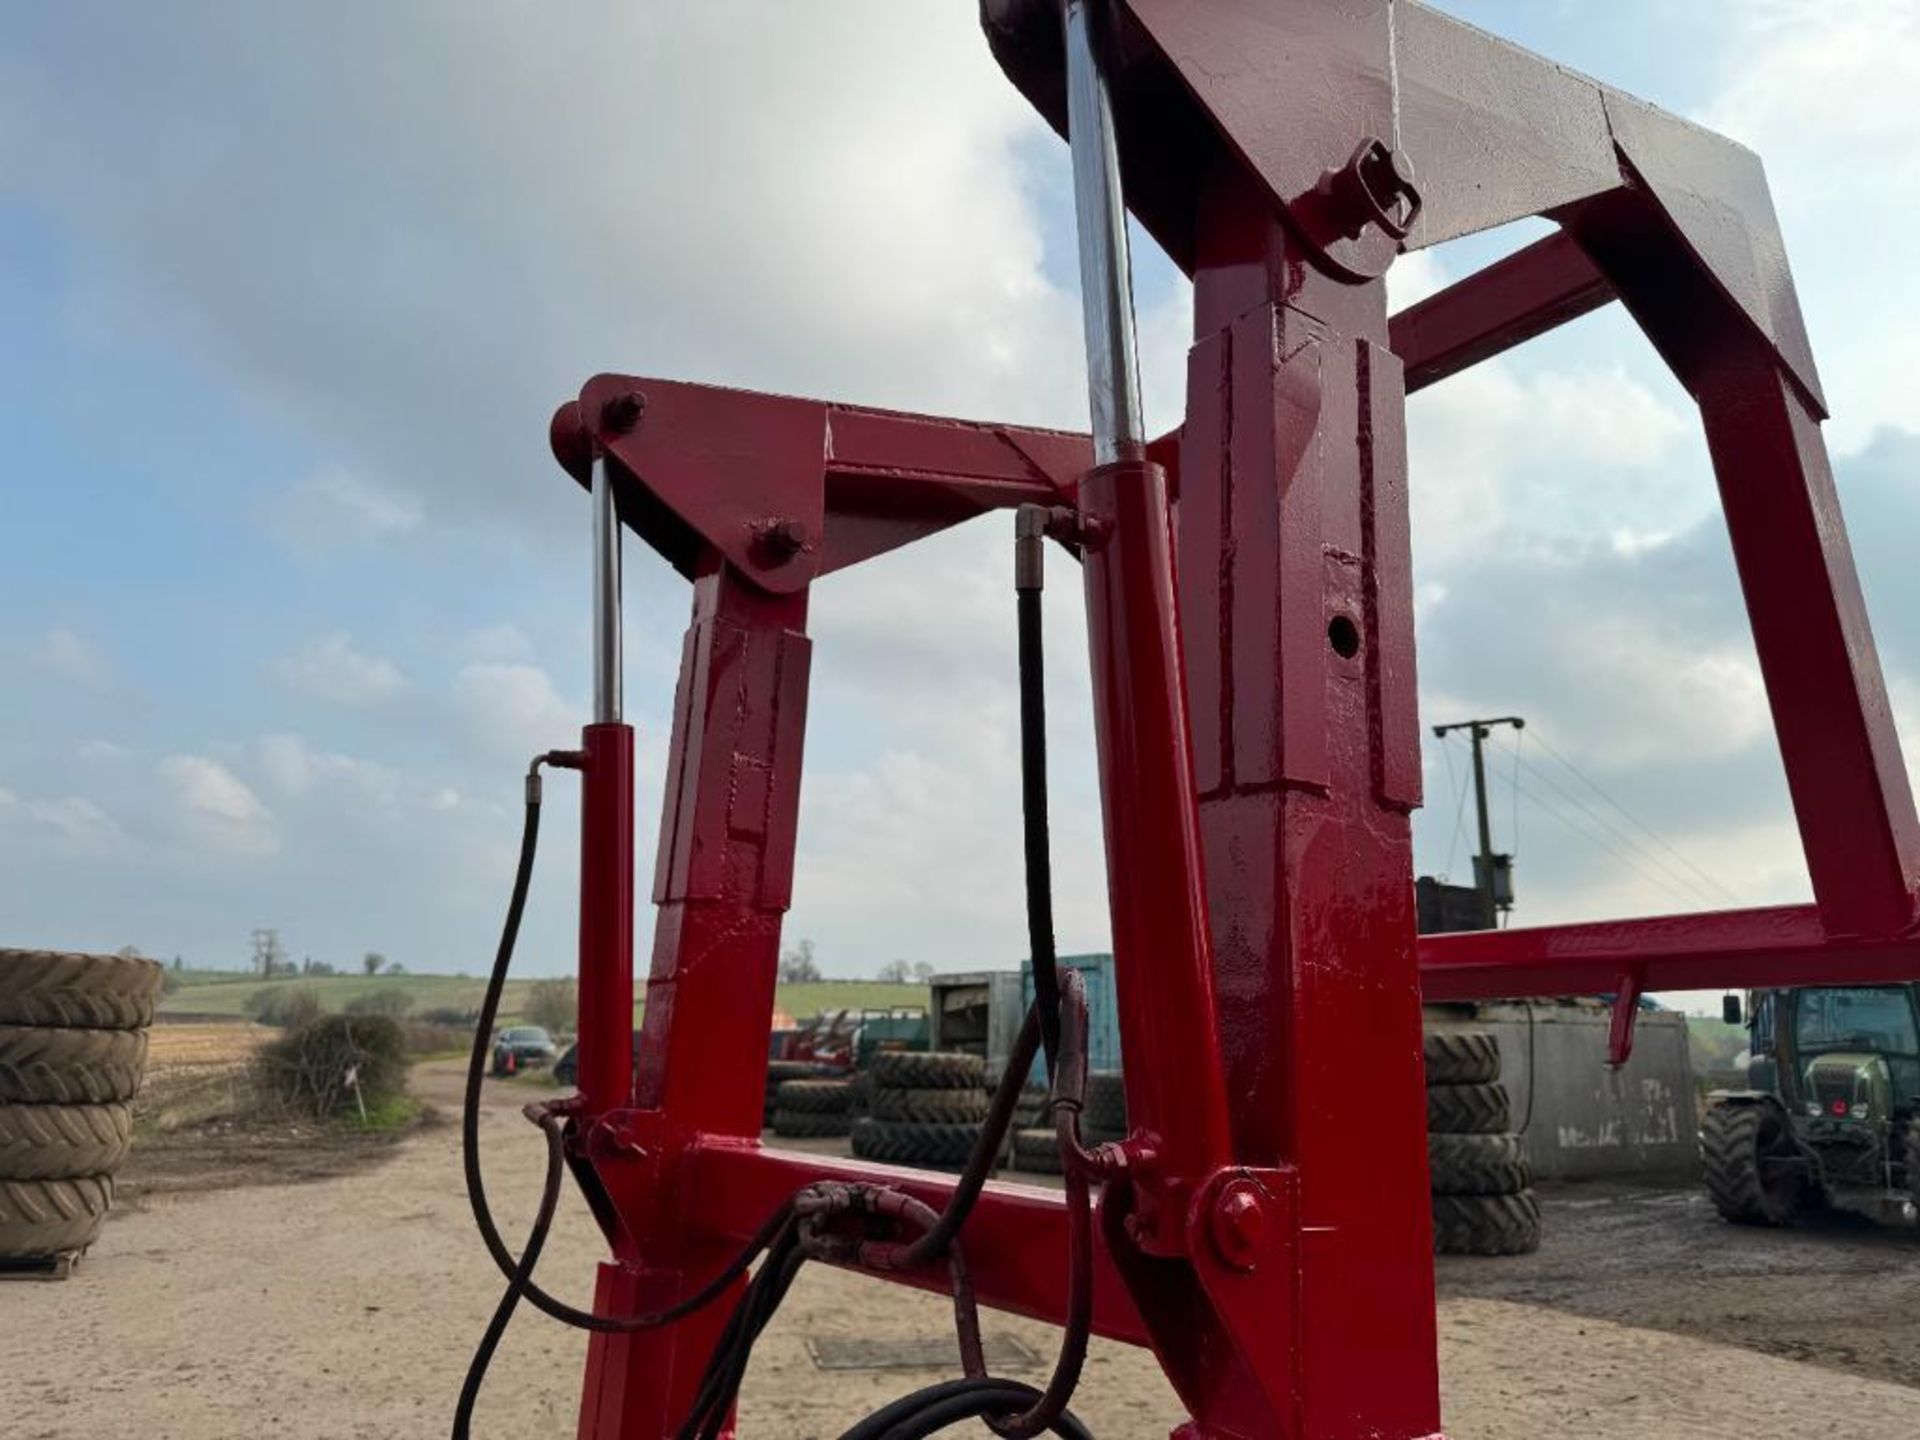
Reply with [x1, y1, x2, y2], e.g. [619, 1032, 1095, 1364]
[590, 454, 623, 724]
[1064, 0, 1145, 465]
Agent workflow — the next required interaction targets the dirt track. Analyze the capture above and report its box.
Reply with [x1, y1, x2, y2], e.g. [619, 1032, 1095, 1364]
[2, 1057, 1915, 1438]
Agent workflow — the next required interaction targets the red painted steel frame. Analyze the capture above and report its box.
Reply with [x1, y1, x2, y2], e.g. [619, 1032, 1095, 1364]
[539, 4, 1920, 1438]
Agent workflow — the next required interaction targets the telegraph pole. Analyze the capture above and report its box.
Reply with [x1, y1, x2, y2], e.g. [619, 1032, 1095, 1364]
[1432, 716, 1525, 926]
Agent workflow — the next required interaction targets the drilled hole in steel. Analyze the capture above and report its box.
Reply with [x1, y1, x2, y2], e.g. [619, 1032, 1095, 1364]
[1327, 614, 1361, 659]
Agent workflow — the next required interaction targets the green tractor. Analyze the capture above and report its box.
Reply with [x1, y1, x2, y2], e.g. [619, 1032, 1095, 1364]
[1702, 985, 1920, 1226]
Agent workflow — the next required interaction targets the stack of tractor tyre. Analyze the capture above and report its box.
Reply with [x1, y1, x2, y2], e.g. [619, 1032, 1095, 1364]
[1006, 1082, 1055, 1174]
[0, 949, 161, 1271]
[771, 1077, 854, 1139]
[1425, 1029, 1540, 1256]
[851, 1051, 987, 1169]
[1081, 1071, 1127, 1146]
[1012, 1069, 1124, 1176]
[763, 1059, 820, 1126]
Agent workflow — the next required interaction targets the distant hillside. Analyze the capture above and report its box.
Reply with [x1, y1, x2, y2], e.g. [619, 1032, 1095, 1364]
[160, 972, 929, 1028]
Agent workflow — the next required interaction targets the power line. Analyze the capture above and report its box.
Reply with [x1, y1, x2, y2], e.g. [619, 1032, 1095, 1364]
[1524, 729, 1743, 907]
[1496, 735, 1728, 911]
[1505, 772, 1707, 912]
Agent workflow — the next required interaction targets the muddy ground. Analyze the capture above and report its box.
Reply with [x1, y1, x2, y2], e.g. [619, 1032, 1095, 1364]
[2, 1053, 1915, 1438]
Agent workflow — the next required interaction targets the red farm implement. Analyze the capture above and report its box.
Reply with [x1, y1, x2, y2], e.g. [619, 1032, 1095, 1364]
[454, 3, 1920, 1437]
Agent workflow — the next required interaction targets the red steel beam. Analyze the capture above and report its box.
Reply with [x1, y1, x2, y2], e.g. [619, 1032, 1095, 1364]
[1419, 904, 1920, 999]
[1390, 231, 1615, 394]
[687, 1143, 1149, 1346]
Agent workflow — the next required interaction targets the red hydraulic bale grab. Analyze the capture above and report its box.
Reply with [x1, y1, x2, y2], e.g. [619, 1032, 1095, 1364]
[456, 3, 1920, 1437]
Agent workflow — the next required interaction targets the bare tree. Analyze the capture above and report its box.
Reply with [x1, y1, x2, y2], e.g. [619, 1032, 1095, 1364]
[362, 952, 386, 977]
[251, 929, 288, 978]
[911, 961, 936, 983]
[778, 938, 821, 984]
[876, 959, 912, 984]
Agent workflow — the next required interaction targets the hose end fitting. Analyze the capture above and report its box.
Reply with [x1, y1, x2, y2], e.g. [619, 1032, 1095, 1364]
[1015, 504, 1049, 591]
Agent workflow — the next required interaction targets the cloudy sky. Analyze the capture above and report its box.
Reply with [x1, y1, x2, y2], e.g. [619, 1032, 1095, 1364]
[2, 1, 1916, 989]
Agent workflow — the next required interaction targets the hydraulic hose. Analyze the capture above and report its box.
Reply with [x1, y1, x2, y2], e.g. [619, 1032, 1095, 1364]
[1019, 578, 1063, 1073]
[459, 500, 1098, 1437]
[455, 753, 796, 1438]
[460, 757, 788, 1336]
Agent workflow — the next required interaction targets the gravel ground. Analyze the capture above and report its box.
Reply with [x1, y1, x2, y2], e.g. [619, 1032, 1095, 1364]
[1, 1058, 1914, 1438]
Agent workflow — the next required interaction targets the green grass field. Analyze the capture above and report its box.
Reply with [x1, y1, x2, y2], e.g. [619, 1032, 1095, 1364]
[160, 972, 928, 1028]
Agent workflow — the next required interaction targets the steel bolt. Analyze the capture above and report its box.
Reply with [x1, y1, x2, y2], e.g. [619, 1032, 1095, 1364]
[601, 389, 647, 434]
[748, 514, 810, 568]
[1209, 1178, 1269, 1271]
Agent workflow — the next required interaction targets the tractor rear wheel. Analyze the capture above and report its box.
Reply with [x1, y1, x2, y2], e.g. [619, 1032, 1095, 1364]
[1426, 1082, 1511, 1135]
[0, 950, 164, 1031]
[1429, 1133, 1532, 1196]
[1700, 1102, 1806, 1227]
[1432, 1191, 1541, 1256]
[1423, 1030, 1501, 1086]
[1011, 1127, 1062, 1174]
[0, 1175, 113, 1259]
[0, 1026, 148, 1105]
[870, 1051, 984, 1091]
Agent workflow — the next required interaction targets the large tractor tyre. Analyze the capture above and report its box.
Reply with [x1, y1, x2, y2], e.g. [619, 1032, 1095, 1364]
[1083, 1072, 1127, 1134]
[1904, 1118, 1920, 1215]
[850, 1118, 980, 1168]
[1423, 1030, 1501, 1087]
[871, 1051, 985, 1092]
[0, 1026, 148, 1105]
[0, 950, 164, 1031]
[1432, 1190, 1542, 1256]
[0, 1175, 113, 1259]
[771, 1108, 850, 1139]
[1701, 1102, 1808, 1227]
[1012, 1085, 1048, 1129]
[775, 1079, 853, 1115]
[1426, 1082, 1512, 1136]
[0, 1103, 133, 1181]
[1011, 1127, 1063, 1175]
[871, 1087, 990, 1124]
[1428, 1132, 1532, 1196]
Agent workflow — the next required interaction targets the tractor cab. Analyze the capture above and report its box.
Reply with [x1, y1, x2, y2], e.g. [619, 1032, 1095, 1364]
[1705, 984, 1920, 1225]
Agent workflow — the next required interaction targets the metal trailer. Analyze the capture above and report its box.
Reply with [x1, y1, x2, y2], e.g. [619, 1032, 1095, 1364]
[501, 2, 1920, 1436]
[926, 971, 1027, 1082]
[1427, 1002, 1698, 1184]
[1022, 953, 1123, 1081]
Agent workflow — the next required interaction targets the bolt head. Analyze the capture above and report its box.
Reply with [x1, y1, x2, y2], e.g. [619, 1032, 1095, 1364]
[755, 516, 810, 564]
[601, 390, 647, 434]
[1210, 1179, 1269, 1271]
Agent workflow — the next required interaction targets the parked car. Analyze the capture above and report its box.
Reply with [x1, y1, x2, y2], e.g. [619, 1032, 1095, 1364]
[491, 1025, 558, 1076]
[552, 1033, 643, 1088]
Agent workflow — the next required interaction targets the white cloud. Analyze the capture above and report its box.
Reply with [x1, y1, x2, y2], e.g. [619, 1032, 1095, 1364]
[461, 624, 532, 662]
[452, 662, 580, 760]
[157, 754, 277, 856]
[1408, 359, 1694, 563]
[0, 787, 128, 857]
[254, 733, 400, 808]
[34, 627, 111, 691]
[274, 632, 404, 706]
[1700, 0, 1920, 450]
[269, 467, 423, 556]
